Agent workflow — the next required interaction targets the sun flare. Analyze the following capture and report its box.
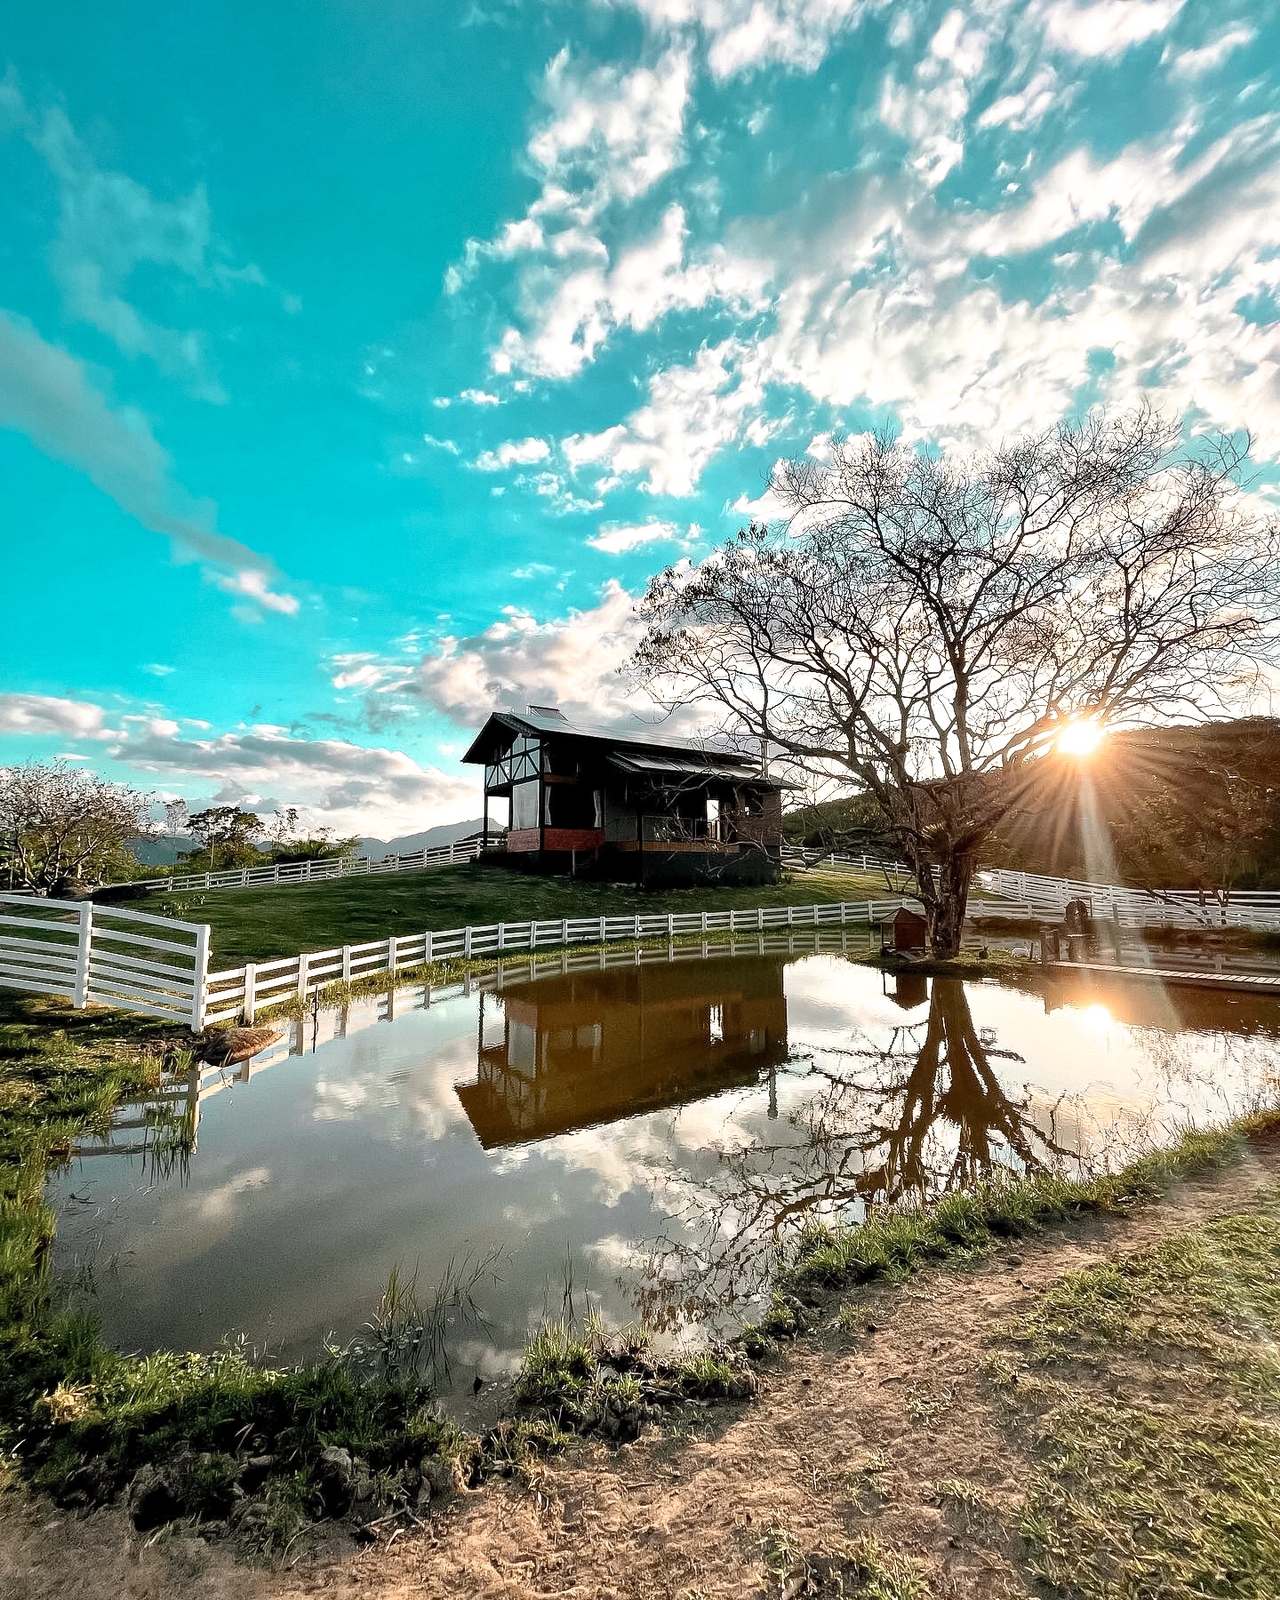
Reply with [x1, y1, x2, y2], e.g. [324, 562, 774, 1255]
[1057, 718, 1106, 756]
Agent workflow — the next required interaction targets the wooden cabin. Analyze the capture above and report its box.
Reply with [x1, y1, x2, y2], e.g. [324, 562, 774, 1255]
[462, 706, 784, 886]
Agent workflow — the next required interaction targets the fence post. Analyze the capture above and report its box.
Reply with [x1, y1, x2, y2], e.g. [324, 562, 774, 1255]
[341, 945, 352, 984]
[497, 921, 505, 951]
[192, 922, 210, 1031]
[464, 925, 473, 958]
[243, 962, 257, 1024]
[388, 936, 398, 976]
[562, 918, 569, 946]
[73, 900, 94, 1009]
[758, 905, 764, 930]
[701, 911, 708, 933]
[530, 920, 537, 950]
[599, 915, 605, 944]
[668, 913, 675, 938]
[423, 931, 433, 966]
[634, 914, 641, 939]
[297, 951, 309, 1003]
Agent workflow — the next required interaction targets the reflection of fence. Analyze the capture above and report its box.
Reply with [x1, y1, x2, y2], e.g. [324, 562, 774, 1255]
[204, 898, 920, 1025]
[0, 893, 209, 1026]
[112, 838, 486, 898]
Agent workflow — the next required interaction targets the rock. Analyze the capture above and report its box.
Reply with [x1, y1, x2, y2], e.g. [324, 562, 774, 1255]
[1006, 1254, 1024, 1269]
[129, 1464, 180, 1531]
[196, 1026, 283, 1066]
[318, 1445, 353, 1480]
[419, 1454, 465, 1502]
[316, 1444, 355, 1513]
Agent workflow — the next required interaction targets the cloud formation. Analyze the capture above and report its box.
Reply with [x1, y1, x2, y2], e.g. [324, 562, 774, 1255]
[0, 693, 114, 740]
[0, 309, 298, 613]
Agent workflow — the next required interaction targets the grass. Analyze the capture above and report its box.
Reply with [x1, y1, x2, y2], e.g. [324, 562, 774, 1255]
[775, 1118, 1280, 1304]
[992, 1191, 1280, 1599]
[120, 861, 892, 965]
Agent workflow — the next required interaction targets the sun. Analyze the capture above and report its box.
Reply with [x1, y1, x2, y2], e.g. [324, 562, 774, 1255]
[1057, 718, 1106, 756]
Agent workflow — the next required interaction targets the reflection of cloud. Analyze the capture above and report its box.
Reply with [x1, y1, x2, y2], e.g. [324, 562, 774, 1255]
[198, 1165, 271, 1221]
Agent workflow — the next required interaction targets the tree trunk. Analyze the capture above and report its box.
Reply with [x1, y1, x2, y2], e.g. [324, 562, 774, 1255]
[912, 848, 975, 959]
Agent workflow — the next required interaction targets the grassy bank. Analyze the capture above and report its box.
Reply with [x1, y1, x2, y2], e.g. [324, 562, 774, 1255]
[994, 1190, 1280, 1598]
[119, 861, 890, 965]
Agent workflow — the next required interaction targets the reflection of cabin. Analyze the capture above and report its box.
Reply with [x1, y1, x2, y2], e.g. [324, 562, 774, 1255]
[462, 706, 784, 886]
[456, 955, 789, 1148]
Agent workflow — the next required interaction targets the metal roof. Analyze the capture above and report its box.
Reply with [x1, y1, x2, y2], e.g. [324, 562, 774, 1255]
[606, 751, 786, 789]
[461, 708, 766, 769]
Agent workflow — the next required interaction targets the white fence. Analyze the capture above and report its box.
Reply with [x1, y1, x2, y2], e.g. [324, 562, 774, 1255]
[203, 897, 919, 1025]
[118, 838, 484, 898]
[975, 868, 1280, 931]
[0, 893, 209, 1027]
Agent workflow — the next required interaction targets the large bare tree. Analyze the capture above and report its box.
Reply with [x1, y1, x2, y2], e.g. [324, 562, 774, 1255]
[634, 409, 1279, 955]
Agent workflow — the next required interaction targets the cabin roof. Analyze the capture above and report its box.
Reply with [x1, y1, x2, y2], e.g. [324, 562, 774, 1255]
[461, 708, 777, 783]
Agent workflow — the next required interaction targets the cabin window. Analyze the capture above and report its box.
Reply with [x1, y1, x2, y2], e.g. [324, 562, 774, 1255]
[706, 796, 721, 841]
[512, 779, 540, 831]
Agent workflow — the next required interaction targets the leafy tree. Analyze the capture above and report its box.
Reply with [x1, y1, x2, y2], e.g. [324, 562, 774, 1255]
[0, 761, 154, 895]
[634, 409, 1278, 955]
[181, 806, 264, 872]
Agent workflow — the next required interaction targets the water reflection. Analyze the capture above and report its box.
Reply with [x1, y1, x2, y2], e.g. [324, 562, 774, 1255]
[458, 957, 789, 1147]
[635, 978, 1073, 1327]
[45, 940, 1280, 1369]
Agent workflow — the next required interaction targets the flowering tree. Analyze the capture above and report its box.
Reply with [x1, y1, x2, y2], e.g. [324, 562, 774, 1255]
[0, 761, 153, 895]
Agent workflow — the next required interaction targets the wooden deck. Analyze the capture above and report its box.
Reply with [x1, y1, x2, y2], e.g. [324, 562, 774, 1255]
[1043, 960, 1280, 996]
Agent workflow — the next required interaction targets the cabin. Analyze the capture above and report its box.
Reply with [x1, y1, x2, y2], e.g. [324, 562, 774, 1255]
[462, 706, 785, 886]
[880, 906, 928, 954]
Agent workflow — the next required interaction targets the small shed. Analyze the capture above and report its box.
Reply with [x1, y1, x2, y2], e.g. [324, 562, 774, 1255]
[880, 906, 928, 955]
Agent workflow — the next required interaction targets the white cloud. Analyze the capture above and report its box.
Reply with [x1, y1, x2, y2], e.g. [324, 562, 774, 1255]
[0, 311, 297, 614]
[1165, 24, 1253, 79]
[0, 693, 114, 740]
[459, 388, 502, 405]
[977, 66, 1062, 131]
[1042, 0, 1182, 58]
[495, 204, 769, 379]
[422, 432, 461, 455]
[626, 0, 873, 80]
[473, 436, 552, 470]
[407, 580, 662, 728]
[4, 85, 262, 401]
[111, 723, 476, 837]
[564, 339, 775, 496]
[587, 518, 681, 553]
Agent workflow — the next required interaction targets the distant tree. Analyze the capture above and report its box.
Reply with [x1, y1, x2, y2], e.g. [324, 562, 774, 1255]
[634, 409, 1279, 956]
[162, 797, 189, 846]
[0, 761, 154, 895]
[182, 806, 264, 872]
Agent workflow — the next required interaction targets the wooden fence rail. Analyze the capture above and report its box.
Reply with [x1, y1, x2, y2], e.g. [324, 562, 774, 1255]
[0, 893, 209, 1027]
[116, 839, 484, 898]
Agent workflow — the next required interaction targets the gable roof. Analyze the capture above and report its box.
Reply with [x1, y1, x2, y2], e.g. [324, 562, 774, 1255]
[461, 708, 769, 775]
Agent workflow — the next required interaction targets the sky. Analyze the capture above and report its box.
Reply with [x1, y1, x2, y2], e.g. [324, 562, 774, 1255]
[2, 0, 1279, 839]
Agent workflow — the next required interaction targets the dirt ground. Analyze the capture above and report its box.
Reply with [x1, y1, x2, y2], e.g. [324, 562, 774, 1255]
[6, 1132, 1279, 1600]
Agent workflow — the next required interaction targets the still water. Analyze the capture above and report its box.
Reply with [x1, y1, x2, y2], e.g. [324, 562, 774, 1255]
[49, 933, 1280, 1381]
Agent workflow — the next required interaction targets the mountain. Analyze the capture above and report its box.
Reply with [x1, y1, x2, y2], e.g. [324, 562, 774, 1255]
[358, 818, 496, 859]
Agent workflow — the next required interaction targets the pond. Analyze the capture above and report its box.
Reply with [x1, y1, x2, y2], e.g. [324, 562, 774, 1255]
[48, 932, 1280, 1392]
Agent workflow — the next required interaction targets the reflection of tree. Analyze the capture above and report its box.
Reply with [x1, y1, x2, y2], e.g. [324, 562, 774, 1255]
[634, 979, 1072, 1330]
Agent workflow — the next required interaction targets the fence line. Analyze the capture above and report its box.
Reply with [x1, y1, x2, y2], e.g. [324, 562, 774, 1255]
[0, 892, 209, 1027]
[114, 838, 485, 898]
[785, 846, 1280, 932]
[203, 897, 927, 1026]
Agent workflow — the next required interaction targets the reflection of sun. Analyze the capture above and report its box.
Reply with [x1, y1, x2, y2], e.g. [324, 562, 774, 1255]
[1058, 718, 1106, 755]
[1079, 1003, 1112, 1034]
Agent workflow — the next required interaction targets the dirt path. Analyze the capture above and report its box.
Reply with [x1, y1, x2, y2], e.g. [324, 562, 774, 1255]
[6, 1134, 1279, 1600]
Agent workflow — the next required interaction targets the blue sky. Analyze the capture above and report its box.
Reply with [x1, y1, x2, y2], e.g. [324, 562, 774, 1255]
[2, 0, 1278, 837]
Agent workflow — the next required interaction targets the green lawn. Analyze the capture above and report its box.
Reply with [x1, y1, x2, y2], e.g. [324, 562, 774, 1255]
[133, 862, 896, 966]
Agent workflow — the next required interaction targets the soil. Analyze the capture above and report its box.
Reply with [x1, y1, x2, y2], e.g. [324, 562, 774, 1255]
[5, 1131, 1279, 1600]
